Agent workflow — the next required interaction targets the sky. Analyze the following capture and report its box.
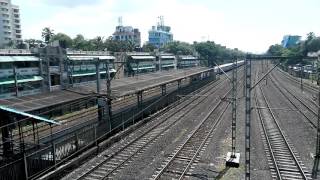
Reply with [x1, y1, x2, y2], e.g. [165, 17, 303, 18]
[13, 0, 320, 53]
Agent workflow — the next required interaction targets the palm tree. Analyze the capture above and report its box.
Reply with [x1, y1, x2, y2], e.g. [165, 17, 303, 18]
[41, 27, 54, 44]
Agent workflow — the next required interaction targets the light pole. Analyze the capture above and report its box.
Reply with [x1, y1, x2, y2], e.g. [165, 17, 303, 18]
[312, 54, 320, 178]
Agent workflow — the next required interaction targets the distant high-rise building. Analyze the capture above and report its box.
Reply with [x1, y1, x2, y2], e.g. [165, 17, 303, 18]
[112, 17, 141, 48]
[148, 16, 173, 48]
[281, 35, 301, 48]
[0, 0, 22, 48]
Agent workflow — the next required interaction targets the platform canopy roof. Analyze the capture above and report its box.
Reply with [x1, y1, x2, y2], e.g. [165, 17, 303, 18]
[0, 76, 43, 85]
[0, 56, 39, 62]
[161, 55, 175, 59]
[179, 56, 197, 60]
[0, 105, 60, 125]
[130, 56, 155, 60]
[67, 55, 115, 61]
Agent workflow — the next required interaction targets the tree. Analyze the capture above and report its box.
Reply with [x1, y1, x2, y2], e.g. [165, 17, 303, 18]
[104, 37, 135, 52]
[142, 43, 156, 52]
[72, 34, 87, 50]
[193, 41, 219, 67]
[5, 40, 15, 48]
[24, 39, 37, 48]
[307, 32, 316, 42]
[16, 40, 27, 49]
[267, 44, 284, 56]
[51, 33, 73, 48]
[163, 41, 194, 55]
[41, 27, 54, 44]
[306, 37, 320, 53]
[92, 36, 105, 51]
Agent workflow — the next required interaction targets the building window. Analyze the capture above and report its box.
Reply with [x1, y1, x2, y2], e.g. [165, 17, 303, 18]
[3, 25, 10, 29]
[14, 19, 19, 23]
[0, 2, 8, 6]
[14, 14, 19, 18]
[3, 20, 9, 24]
[0, 62, 12, 69]
[1, 8, 9, 11]
[15, 25, 20, 28]
[16, 35, 21, 38]
[4, 37, 11, 41]
[13, 9, 19, 13]
[16, 30, 21, 33]
[2, 14, 9, 17]
[4, 31, 11, 35]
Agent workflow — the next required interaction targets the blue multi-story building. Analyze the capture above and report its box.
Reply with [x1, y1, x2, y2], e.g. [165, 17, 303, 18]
[281, 35, 301, 48]
[148, 17, 173, 48]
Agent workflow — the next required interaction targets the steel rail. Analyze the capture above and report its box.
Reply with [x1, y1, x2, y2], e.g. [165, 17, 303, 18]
[178, 103, 230, 180]
[254, 87, 282, 179]
[75, 75, 229, 180]
[269, 72, 317, 129]
[259, 85, 308, 179]
[153, 73, 245, 180]
[152, 90, 231, 180]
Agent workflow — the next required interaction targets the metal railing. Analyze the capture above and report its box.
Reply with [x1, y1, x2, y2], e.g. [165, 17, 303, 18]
[0, 75, 215, 180]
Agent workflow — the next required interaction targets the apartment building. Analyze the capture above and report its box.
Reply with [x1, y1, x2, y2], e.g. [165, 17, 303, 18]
[0, 0, 22, 48]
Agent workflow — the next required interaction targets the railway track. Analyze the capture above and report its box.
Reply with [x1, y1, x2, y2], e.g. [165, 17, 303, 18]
[255, 83, 311, 179]
[151, 94, 229, 179]
[150, 69, 245, 180]
[6, 80, 185, 145]
[276, 68, 318, 94]
[269, 72, 318, 129]
[63, 72, 231, 180]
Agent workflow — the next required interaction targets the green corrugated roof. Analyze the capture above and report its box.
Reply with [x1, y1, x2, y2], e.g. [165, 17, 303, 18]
[71, 69, 116, 77]
[0, 56, 39, 62]
[0, 76, 43, 85]
[131, 56, 155, 60]
[68, 56, 115, 61]
[161, 64, 175, 68]
[132, 66, 155, 71]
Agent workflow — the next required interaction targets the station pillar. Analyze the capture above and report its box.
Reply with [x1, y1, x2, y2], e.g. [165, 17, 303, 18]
[95, 60, 101, 94]
[97, 97, 111, 131]
[137, 91, 143, 107]
[0, 110, 14, 158]
[161, 84, 166, 96]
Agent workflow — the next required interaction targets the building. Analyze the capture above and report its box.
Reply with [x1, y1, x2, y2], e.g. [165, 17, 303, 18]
[0, 47, 117, 99]
[156, 53, 176, 71]
[125, 52, 156, 76]
[112, 18, 141, 48]
[0, 49, 42, 98]
[281, 35, 301, 48]
[148, 16, 173, 48]
[39, 47, 116, 92]
[177, 55, 200, 69]
[0, 0, 22, 48]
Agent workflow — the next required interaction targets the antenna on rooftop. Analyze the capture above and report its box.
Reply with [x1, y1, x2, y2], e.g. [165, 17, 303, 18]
[157, 16, 164, 27]
[118, 16, 123, 26]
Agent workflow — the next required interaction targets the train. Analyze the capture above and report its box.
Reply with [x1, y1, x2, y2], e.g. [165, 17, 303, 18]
[214, 60, 244, 73]
[197, 60, 244, 81]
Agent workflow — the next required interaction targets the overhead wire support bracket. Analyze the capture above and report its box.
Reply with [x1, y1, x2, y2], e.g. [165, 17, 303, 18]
[226, 58, 240, 168]
[214, 62, 231, 81]
[250, 62, 280, 91]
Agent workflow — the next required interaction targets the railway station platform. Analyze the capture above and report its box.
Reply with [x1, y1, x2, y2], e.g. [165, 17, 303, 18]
[0, 67, 214, 113]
